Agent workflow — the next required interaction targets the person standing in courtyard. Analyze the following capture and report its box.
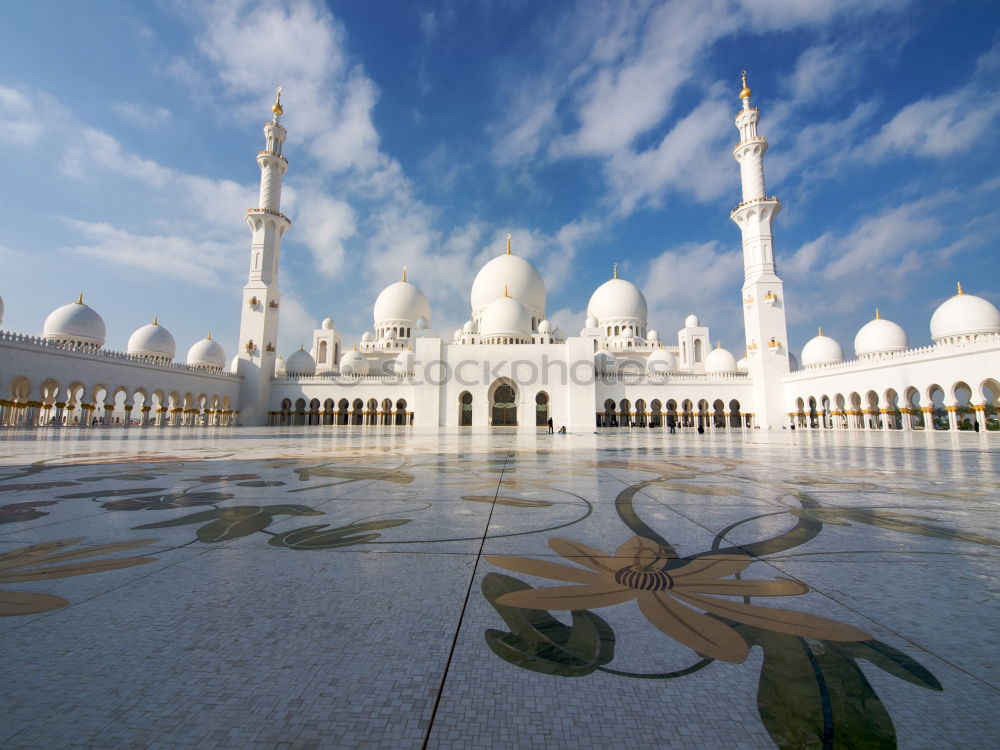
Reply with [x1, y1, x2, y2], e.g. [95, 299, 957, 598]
[547, 417, 553, 434]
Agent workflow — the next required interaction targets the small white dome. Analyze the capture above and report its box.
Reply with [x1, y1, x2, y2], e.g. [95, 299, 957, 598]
[684, 313, 700, 327]
[374, 280, 432, 327]
[285, 347, 316, 376]
[385, 329, 397, 341]
[321, 317, 334, 330]
[736, 356, 749, 372]
[705, 344, 738, 374]
[462, 320, 475, 333]
[551, 327, 565, 341]
[647, 329, 659, 341]
[361, 331, 373, 342]
[43, 295, 106, 347]
[453, 328, 464, 341]
[801, 330, 844, 367]
[594, 350, 617, 373]
[230, 354, 240, 373]
[416, 316, 428, 329]
[646, 348, 677, 375]
[471, 252, 546, 321]
[854, 312, 909, 357]
[127, 317, 175, 361]
[395, 348, 414, 372]
[585, 314, 598, 328]
[186, 334, 226, 369]
[538, 319, 552, 334]
[480, 295, 532, 340]
[930, 286, 1000, 342]
[340, 348, 364, 373]
[587, 277, 648, 325]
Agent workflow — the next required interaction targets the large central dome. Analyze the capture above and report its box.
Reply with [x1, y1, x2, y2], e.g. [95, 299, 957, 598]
[470, 247, 546, 324]
[373, 279, 431, 326]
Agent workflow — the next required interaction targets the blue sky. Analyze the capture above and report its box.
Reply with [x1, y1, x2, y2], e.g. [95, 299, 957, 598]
[1, 0, 998, 362]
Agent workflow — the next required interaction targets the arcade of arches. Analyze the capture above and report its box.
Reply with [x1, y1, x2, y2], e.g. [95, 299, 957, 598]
[596, 398, 750, 429]
[790, 378, 1000, 431]
[271, 397, 412, 426]
[0, 377, 236, 427]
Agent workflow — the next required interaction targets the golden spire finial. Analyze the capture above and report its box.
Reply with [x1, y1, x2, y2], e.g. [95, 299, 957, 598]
[817, 325, 822, 336]
[503, 284, 510, 298]
[299, 344, 304, 351]
[505, 233, 511, 254]
[402, 265, 407, 282]
[716, 340, 721, 349]
[272, 87, 283, 117]
[739, 70, 752, 100]
[874, 308, 880, 320]
[613, 263, 618, 279]
[207, 331, 212, 340]
[153, 314, 158, 326]
[76, 292, 84, 305]
[956, 281, 964, 295]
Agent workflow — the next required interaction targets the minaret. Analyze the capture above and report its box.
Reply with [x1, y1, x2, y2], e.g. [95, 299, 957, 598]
[729, 72, 790, 428]
[236, 88, 291, 425]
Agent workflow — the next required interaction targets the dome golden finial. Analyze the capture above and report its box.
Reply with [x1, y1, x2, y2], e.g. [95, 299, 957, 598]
[739, 70, 752, 101]
[503, 284, 510, 298]
[874, 308, 880, 320]
[153, 314, 159, 326]
[402, 265, 407, 282]
[716, 340, 721, 349]
[613, 262, 618, 280]
[817, 325, 823, 336]
[505, 232, 511, 254]
[76, 292, 84, 305]
[207, 331, 213, 340]
[956, 281, 964, 295]
[272, 86, 283, 117]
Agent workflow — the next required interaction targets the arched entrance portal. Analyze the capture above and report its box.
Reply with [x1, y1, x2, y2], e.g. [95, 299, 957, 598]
[459, 391, 473, 426]
[491, 382, 517, 426]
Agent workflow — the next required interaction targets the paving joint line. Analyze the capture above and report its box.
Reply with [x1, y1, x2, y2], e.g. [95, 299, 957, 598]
[420, 438, 514, 750]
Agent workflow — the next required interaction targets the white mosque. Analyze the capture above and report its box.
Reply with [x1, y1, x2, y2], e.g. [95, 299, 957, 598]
[1, 78, 998, 432]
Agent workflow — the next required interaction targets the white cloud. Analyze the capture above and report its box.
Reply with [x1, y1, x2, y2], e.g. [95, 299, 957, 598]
[604, 93, 734, 213]
[735, 0, 911, 31]
[781, 44, 858, 105]
[60, 220, 242, 286]
[551, 1, 735, 159]
[779, 196, 955, 326]
[276, 290, 318, 353]
[868, 86, 1000, 159]
[112, 101, 172, 127]
[294, 191, 357, 277]
[61, 127, 171, 185]
[643, 240, 745, 344]
[0, 85, 65, 145]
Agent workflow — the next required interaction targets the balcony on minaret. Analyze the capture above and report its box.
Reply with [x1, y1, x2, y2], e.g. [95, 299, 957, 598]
[764, 291, 777, 306]
[258, 150, 288, 166]
[245, 206, 291, 226]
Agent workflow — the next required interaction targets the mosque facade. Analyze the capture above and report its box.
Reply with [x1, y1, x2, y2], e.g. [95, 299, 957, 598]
[1, 80, 998, 432]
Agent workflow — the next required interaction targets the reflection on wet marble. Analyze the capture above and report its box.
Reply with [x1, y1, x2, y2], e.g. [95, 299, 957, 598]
[0, 426, 997, 749]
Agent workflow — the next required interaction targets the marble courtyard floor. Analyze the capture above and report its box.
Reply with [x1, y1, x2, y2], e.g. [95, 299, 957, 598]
[0, 427, 997, 749]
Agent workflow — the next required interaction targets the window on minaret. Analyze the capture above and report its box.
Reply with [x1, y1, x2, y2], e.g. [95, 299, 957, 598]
[695, 340, 703, 363]
[318, 341, 327, 363]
